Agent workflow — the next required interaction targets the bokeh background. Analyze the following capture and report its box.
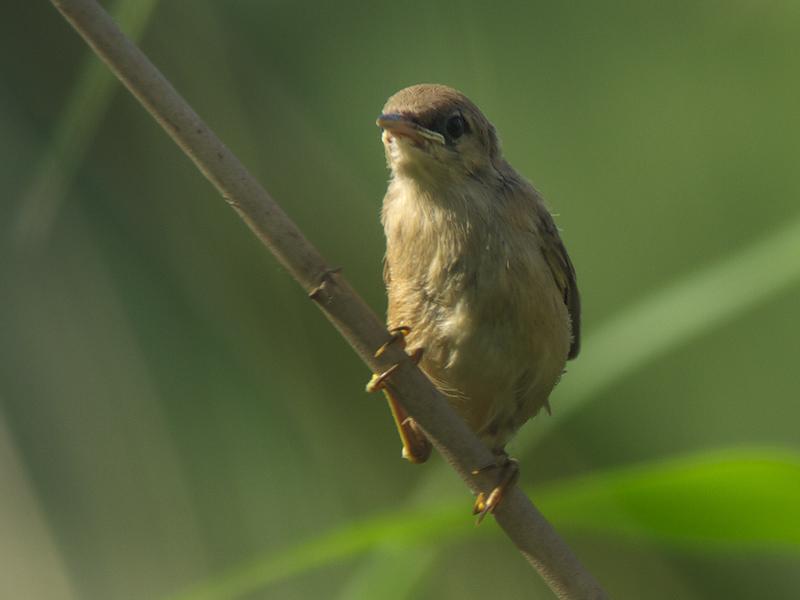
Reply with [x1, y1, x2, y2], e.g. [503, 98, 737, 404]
[2, 1, 800, 599]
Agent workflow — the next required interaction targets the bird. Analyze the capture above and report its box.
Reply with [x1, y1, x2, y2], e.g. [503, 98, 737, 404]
[368, 84, 580, 521]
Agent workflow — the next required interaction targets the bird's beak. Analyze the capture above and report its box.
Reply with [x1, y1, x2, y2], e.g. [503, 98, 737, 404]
[377, 113, 445, 145]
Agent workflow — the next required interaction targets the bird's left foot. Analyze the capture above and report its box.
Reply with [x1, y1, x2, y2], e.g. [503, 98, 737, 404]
[366, 326, 422, 392]
[471, 455, 519, 524]
[366, 326, 430, 464]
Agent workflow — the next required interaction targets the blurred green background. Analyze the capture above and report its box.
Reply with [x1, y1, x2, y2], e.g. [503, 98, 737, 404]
[2, 1, 800, 599]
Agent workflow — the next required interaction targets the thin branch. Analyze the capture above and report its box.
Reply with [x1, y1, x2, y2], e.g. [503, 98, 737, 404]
[49, 1, 608, 598]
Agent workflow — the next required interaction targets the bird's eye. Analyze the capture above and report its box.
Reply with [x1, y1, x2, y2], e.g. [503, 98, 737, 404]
[446, 115, 466, 140]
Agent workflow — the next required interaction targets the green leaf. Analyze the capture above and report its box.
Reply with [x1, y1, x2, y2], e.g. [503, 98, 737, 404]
[537, 447, 800, 550]
[168, 448, 800, 600]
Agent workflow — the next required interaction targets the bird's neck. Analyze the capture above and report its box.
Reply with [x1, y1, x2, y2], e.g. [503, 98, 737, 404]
[381, 173, 501, 286]
[383, 174, 487, 237]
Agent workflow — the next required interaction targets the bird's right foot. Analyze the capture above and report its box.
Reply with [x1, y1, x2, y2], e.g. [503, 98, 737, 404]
[471, 454, 519, 524]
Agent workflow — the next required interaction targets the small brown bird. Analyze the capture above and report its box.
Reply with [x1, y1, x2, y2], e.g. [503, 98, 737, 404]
[369, 84, 580, 520]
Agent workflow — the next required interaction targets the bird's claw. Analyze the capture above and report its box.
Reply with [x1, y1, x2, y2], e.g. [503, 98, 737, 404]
[374, 326, 412, 358]
[366, 326, 423, 393]
[366, 363, 401, 393]
[472, 457, 519, 524]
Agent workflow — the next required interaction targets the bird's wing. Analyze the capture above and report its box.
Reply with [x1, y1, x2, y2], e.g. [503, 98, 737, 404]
[537, 205, 581, 360]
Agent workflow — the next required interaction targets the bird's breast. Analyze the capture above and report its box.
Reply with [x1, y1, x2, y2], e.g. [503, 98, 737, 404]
[381, 177, 571, 445]
[383, 178, 566, 358]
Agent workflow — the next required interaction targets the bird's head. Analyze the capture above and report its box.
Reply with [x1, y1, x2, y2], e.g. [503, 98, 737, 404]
[377, 84, 501, 187]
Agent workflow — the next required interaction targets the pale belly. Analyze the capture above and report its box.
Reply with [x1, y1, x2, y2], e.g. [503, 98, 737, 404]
[388, 267, 571, 451]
